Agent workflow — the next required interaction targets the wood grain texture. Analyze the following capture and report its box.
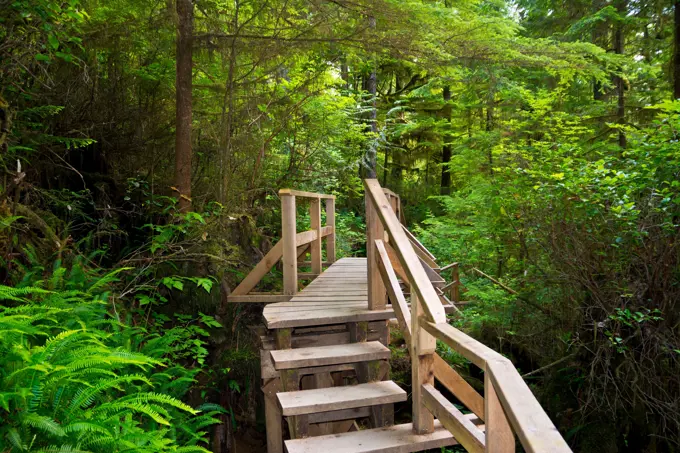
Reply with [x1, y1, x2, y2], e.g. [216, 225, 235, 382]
[422, 384, 485, 453]
[270, 341, 390, 370]
[284, 418, 482, 453]
[277, 381, 406, 416]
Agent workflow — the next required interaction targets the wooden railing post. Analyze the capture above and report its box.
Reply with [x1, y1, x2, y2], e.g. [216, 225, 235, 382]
[485, 372, 515, 453]
[450, 262, 460, 303]
[281, 194, 297, 296]
[411, 293, 436, 434]
[366, 190, 387, 310]
[325, 198, 335, 263]
[309, 198, 322, 275]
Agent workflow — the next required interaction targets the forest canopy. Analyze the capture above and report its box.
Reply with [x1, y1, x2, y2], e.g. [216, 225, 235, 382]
[1, 0, 679, 451]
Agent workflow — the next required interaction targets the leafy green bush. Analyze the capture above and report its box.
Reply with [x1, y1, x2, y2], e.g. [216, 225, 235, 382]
[0, 283, 222, 452]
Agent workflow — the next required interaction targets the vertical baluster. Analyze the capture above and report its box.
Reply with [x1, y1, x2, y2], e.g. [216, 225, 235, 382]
[366, 191, 386, 310]
[310, 198, 322, 275]
[281, 194, 297, 295]
[325, 198, 335, 263]
[451, 262, 460, 303]
[411, 293, 436, 434]
[485, 371, 515, 452]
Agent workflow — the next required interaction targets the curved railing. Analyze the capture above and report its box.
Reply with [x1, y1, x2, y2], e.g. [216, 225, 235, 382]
[364, 179, 571, 453]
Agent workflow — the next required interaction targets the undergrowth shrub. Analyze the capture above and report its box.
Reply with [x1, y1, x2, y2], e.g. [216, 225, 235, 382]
[0, 282, 224, 452]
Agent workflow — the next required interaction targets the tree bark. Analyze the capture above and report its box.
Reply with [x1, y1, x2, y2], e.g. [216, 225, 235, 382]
[614, 0, 626, 148]
[440, 86, 452, 195]
[592, 0, 607, 100]
[175, 0, 193, 212]
[674, 0, 680, 99]
[364, 15, 378, 179]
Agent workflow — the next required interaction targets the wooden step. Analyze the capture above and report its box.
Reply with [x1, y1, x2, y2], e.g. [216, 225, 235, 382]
[285, 418, 483, 453]
[277, 381, 406, 416]
[270, 341, 390, 370]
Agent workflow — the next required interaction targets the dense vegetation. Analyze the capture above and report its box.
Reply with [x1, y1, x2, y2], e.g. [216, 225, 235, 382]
[1, 0, 679, 451]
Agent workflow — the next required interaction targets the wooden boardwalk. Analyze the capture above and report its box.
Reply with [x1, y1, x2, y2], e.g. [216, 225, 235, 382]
[230, 183, 572, 453]
[263, 258, 394, 329]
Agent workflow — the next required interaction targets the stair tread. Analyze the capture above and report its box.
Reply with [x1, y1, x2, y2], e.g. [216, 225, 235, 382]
[285, 419, 479, 453]
[277, 381, 406, 416]
[270, 341, 390, 370]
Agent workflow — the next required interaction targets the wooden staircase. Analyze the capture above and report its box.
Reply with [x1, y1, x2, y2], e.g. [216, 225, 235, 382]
[232, 185, 572, 453]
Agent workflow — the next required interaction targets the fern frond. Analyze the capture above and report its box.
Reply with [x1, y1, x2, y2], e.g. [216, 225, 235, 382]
[117, 392, 197, 414]
[22, 413, 66, 437]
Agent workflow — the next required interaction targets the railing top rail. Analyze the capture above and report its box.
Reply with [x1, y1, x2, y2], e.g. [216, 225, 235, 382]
[364, 179, 447, 324]
[364, 178, 572, 453]
[279, 188, 335, 199]
[382, 187, 399, 198]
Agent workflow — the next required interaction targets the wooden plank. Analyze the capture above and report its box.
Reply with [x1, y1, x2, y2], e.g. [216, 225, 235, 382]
[486, 359, 571, 453]
[325, 198, 336, 263]
[310, 198, 322, 274]
[375, 239, 411, 343]
[411, 292, 436, 434]
[227, 294, 292, 303]
[277, 381, 406, 416]
[285, 419, 482, 453]
[422, 384, 485, 453]
[312, 406, 370, 424]
[263, 378, 283, 453]
[298, 273, 320, 279]
[420, 256, 445, 287]
[364, 179, 446, 323]
[264, 307, 395, 329]
[383, 241, 409, 284]
[231, 240, 283, 296]
[282, 194, 298, 296]
[366, 191, 387, 310]
[290, 295, 368, 301]
[270, 341, 390, 370]
[279, 189, 335, 199]
[402, 225, 436, 261]
[484, 371, 515, 453]
[422, 322, 497, 370]
[433, 354, 485, 421]
[313, 372, 335, 435]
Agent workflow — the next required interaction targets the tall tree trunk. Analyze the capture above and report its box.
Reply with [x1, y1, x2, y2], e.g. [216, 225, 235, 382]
[440, 86, 452, 195]
[364, 15, 378, 179]
[614, 0, 626, 148]
[592, 0, 607, 100]
[175, 0, 193, 212]
[220, 0, 239, 203]
[674, 0, 680, 99]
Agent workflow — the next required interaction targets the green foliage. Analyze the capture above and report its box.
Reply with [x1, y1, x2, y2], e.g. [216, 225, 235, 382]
[0, 285, 221, 452]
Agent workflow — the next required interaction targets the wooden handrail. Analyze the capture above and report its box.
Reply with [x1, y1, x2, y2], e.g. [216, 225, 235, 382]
[364, 179, 446, 323]
[364, 178, 571, 453]
[229, 189, 336, 301]
[279, 188, 335, 199]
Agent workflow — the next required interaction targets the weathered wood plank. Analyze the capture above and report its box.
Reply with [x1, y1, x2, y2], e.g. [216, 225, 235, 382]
[364, 179, 446, 323]
[310, 198, 322, 274]
[270, 341, 390, 370]
[411, 292, 436, 434]
[277, 381, 406, 416]
[285, 418, 483, 453]
[282, 194, 298, 296]
[279, 189, 335, 199]
[366, 187, 387, 310]
[325, 198, 336, 263]
[231, 240, 283, 296]
[422, 384, 485, 453]
[433, 354, 485, 421]
[484, 371, 515, 453]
